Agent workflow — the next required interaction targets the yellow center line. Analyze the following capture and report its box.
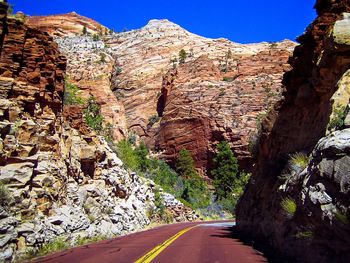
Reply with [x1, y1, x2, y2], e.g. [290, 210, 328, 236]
[134, 225, 197, 263]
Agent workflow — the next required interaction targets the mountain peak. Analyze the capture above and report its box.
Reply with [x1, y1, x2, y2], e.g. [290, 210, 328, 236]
[144, 19, 182, 30]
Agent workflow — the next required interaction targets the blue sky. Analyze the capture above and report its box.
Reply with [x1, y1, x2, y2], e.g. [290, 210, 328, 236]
[11, 0, 316, 43]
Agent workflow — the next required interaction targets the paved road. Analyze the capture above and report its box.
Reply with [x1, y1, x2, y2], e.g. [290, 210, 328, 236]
[32, 221, 267, 263]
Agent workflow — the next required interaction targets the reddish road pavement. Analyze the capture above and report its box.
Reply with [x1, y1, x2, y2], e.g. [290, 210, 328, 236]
[31, 221, 267, 263]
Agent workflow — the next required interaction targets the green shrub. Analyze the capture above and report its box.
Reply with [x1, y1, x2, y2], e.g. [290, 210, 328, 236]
[0, 182, 12, 207]
[99, 53, 106, 63]
[114, 143, 209, 210]
[37, 237, 69, 257]
[289, 152, 309, 173]
[154, 188, 166, 216]
[281, 197, 297, 218]
[295, 230, 313, 239]
[222, 75, 240, 82]
[116, 139, 139, 170]
[127, 133, 137, 145]
[82, 26, 87, 35]
[135, 142, 150, 172]
[9, 119, 23, 136]
[216, 172, 251, 213]
[92, 34, 100, 41]
[179, 49, 187, 64]
[64, 81, 85, 105]
[175, 149, 210, 209]
[328, 104, 347, 131]
[148, 114, 160, 126]
[269, 42, 278, 48]
[218, 88, 226, 97]
[75, 235, 106, 246]
[335, 211, 349, 224]
[161, 210, 174, 223]
[84, 96, 103, 132]
[115, 67, 123, 75]
[181, 176, 210, 209]
[146, 158, 185, 200]
[170, 57, 178, 69]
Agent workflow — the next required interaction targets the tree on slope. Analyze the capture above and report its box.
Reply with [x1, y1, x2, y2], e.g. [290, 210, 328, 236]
[211, 141, 239, 199]
[179, 49, 187, 64]
[175, 149, 209, 208]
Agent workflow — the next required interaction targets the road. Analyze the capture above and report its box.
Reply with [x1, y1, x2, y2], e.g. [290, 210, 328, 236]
[32, 221, 267, 263]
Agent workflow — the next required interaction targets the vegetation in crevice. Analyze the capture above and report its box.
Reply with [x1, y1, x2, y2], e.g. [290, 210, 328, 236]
[288, 152, 310, 173]
[295, 230, 313, 239]
[327, 104, 348, 132]
[335, 210, 349, 225]
[148, 114, 160, 126]
[281, 197, 297, 218]
[84, 96, 104, 133]
[63, 80, 85, 105]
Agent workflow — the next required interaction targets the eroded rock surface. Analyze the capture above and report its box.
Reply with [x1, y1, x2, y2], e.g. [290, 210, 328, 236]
[27, 12, 109, 37]
[28, 16, 295, 173]
[0, 4, 197, 261]
[237, 1, 350, 262]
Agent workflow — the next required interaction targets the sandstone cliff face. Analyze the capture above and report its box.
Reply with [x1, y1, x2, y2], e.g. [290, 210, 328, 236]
[156, 45, 292, 172]
[107, 20, 295, 172]
[236, 0, 350, 262]
[0, 4, 197, 261]
[28, 16, 295, 174]
[55, 36, 128, 141]
[27, 12, 109, 37]
[27, 13, 128, 140]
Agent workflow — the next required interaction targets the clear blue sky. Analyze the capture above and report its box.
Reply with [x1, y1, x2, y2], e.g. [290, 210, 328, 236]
[11, 0, 316, 43]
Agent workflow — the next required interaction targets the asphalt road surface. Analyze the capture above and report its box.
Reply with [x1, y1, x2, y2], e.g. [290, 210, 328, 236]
[31, 221, 267, 263]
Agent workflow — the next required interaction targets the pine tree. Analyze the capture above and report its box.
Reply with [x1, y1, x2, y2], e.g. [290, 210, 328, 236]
[175, 149, 196, 179]
[82, 25, 87, 35]
[179, 49, 187, 64]
[135, 142, 150, 172]
[211, 141, 239, 199]
[175, 149, 210, 208]
[224, 49, 232, 73]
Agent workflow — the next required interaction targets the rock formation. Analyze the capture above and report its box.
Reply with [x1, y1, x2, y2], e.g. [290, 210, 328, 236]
[236, 0, 350, 262]
[0, 4, 197, 261]
[28, 16, 295, 174]
[27, 12, 109, 37]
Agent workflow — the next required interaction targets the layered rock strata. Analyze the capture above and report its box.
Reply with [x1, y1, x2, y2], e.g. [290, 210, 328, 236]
[27, 12, 109, 37]
[236, 0, 350, 262]
[29, 16, 295, 173]
[0, 4, 197, 261]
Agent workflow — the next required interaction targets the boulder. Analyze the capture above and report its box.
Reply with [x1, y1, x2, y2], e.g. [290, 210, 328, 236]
[0, 162, 34, 186]
[333, 13, 350, 46]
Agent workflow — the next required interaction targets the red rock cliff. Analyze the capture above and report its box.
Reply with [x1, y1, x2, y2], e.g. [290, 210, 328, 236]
[236, 0, 350, 262]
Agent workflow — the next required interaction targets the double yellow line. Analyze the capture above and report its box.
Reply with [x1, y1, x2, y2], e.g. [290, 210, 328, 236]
[135, 226, 196, 263]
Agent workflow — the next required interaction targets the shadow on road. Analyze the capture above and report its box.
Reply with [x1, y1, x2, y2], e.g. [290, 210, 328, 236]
[210, 226, 293, 263]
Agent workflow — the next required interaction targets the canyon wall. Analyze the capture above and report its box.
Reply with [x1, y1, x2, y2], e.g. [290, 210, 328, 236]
[0, 4, 197, 261]
[236, 0, 350, 262]
[28, 16, 295, 174]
